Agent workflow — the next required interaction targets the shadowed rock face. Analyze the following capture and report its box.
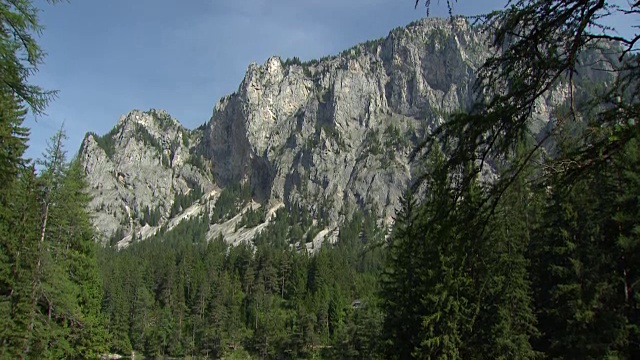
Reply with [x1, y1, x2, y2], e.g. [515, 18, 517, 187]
[79, 17, 615, 246]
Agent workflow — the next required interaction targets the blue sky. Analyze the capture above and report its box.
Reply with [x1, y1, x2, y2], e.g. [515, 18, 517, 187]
[24, 0, 634, 160]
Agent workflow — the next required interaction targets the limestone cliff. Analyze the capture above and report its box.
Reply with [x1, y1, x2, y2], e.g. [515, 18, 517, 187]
[199, 18, 489, 227]
[79, 109, 215, 243]
[79, 17, 615, 247]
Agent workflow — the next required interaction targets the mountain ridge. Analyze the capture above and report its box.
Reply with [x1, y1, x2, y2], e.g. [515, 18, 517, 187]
[79, 17, 609, 248]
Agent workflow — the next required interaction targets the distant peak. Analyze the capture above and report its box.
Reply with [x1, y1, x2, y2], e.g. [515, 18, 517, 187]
[116, 108, 183, 130]
[246, 56, 283, 74]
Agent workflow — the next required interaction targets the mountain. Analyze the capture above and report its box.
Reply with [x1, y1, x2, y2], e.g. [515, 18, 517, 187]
[78, 17, 613, 248]
[79, 109, 215, 244]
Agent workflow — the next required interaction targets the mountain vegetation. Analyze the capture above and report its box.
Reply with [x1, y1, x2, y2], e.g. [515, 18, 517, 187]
[0, 1, 109, 358]
[379, 0, 640, 358]
[1, 0, 639, 359]
[99, 205, 386, 358]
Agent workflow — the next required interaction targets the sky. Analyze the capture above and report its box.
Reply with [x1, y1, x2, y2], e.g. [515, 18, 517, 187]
[24, 0, 635, 161]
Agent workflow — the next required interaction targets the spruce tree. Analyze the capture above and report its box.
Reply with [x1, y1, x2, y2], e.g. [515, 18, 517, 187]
[463, 167, 540, 360]
[529, 134, 640, 358]
[382, 148, 479, 359]
[0, 1, 74, 355]
[0, 167, 41, 359]
[381, 188, 421, 359]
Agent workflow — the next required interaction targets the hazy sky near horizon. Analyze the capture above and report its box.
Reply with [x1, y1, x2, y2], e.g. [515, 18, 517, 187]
[25, 0, 634, 160]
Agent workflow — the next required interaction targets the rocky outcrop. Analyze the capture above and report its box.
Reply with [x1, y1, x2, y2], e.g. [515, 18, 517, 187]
[200, 18, 487, 226]
[80, 17, 616, 247]
[79, 109, 215, 243]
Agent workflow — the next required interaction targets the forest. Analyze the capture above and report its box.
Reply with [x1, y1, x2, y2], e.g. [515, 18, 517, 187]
[99, 206, 385, 358]
[1, 0, 639, 359]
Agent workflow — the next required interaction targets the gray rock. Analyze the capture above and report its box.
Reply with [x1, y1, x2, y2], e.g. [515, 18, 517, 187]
[198, 18, 488, 227]
[79, 18, 616, 247]
[79, 109, 215, 244]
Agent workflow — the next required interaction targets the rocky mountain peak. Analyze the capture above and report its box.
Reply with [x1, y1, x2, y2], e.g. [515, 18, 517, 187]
[79, 17, 612, 249]
[116, 108, 180, 130]
[79, 108, 215, 244]
[197, 17, 490, 227]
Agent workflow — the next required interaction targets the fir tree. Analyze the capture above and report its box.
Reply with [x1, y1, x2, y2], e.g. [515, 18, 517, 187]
[381, 188, 420, 359]
[0, 167, 41, 358]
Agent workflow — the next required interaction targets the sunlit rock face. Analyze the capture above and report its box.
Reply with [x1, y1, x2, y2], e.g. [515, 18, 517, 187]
[79, 109, 214, 244]
[199, 18, 488, 226]
[80, 18, 614, 247]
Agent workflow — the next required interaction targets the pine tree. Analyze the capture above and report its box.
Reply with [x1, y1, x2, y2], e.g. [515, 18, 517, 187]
[528, 134, 640, 358]
[31, 131, 110, 358]
[382, 149, 478, 359]
[0, 93, 29, 197]
[1, 129, 111, 358]
[463, 168, 540, 359]
[0, 167, 42, 358]
[406, 1, 640, 358]
[380, 189, 421, 359]
[413, 165, 477, 359]
[0, 1, 73, 355]
[613, 138, 640, 358]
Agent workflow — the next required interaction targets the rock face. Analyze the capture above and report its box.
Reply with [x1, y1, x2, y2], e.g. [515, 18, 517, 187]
[200, 18, 489, 226]
[79, 109, 215, 243]
[79, 17, 615, 246]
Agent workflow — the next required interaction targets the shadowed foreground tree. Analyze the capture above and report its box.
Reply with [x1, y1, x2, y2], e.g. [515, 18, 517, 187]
[0, 0, 62, 356]
[0, 1, 110, 358]
[0, 0, 61, 187]
[416, 0, 639, 202]
[380, 0, 640, 358]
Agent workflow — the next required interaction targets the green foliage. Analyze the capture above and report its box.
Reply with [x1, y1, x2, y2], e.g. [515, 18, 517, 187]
[0, 92, 29, 189]
[99, 204, 386, 358]
[319, 55, 332, 63]
[385, 1, 640, 359]
[363, 129, 383, 156]
[379, 124, 407, 168]
[139, 205, 162, 227]
[282, 56, 302, 67]
[383, 124, 404, 149]
[147, 109, 174, 130]
[340, 46, 362, 59]
[0, 0, 59, 116]
[302, 66, 313, 78]
[3, 2, 634, 359]
[210, 182, 252, 223]
[86, 125, 120, 159]
[133, 122, 163, 154]
[186, 153, 206, 170]
[109, 227, 125, 247]
[282, 56, 318, 78]
[170, 184, 204, 217]
[382, 146, 541, 359]
[423, 26, 449, 47]
[337, 38, 383, 61]
[0, 1, 110, 357]
[526, 136, 640, 359]
[0, 167, 43, 358]
[238, 205, 267, 229]
[362, 38, 385, 52]
[181, 128, 190, 148]
[2, 130, 110, 358]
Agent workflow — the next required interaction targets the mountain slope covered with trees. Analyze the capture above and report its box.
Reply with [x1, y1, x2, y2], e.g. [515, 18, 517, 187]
[1, 0, 639, 359]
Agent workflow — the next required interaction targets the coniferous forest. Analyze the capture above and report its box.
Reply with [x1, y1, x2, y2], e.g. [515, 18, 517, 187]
[2, 0, 640, 359]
